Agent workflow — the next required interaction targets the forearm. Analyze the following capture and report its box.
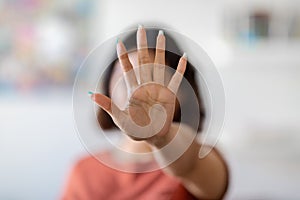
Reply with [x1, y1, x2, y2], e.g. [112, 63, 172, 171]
[180, 147, 228, 199]
[148, 123, 228, 199]
[148, 123, 199, 175]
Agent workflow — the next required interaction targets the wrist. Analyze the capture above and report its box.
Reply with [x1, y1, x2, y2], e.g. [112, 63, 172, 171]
[148, 122, 199, 169]
[147, 122, 179, 148]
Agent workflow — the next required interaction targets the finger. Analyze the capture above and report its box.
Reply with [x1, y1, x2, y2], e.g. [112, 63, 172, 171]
[117, 39, 138, 92]
[89, 91, 121, 117]
[153, 30, 165, 85]
[167, 53, 187, 94]
[137, 25, 152, 83]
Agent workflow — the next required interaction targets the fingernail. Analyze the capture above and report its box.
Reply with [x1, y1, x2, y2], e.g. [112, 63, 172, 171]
[183, 52, 187, 59]
[88, 91, 93, 97]
[158, 30, 164, 36]
[116, 37, 121, 44]
[138, 24, 144, 29]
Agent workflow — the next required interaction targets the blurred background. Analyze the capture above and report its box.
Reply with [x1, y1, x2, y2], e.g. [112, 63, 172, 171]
[0, 0, 300, 199]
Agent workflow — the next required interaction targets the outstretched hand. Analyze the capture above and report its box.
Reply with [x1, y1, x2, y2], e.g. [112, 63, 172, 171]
[90, 26, 187, 141]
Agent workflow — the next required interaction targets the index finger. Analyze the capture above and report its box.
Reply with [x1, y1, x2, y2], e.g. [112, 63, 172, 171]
[117, 39, 138, 92]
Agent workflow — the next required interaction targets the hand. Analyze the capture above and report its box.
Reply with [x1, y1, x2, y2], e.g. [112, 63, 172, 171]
[90, 26, 187, 141]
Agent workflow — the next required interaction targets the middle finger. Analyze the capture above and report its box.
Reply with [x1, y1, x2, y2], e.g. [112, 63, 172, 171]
[137, 25, 152, 83]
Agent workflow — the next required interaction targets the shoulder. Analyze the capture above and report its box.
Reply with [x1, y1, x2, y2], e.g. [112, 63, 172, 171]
[68, 153, 119, 189]
[72, 152, 114, 175]
[75, 155, 100, 169]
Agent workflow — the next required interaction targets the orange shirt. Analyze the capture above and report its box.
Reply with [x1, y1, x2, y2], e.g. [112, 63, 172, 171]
[61, 154, 198, 200]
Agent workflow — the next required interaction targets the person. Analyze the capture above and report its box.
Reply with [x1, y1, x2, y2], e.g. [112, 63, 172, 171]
[61, 25, 229, 200]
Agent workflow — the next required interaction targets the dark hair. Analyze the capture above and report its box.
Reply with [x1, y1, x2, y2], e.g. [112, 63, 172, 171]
[97, 28, 205, 132]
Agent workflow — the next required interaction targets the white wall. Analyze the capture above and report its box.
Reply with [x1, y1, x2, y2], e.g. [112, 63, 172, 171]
[93, 0, 222, 47]
[0, 91, 85, 200]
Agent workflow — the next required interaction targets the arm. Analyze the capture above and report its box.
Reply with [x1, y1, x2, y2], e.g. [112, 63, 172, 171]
[149, 123, 228, 199]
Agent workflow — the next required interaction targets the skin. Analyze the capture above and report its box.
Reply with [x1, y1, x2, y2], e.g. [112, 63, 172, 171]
[91, 27, 228, 199]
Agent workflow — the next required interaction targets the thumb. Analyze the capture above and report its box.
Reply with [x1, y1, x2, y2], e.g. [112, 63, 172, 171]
[88, 91, 114, 116]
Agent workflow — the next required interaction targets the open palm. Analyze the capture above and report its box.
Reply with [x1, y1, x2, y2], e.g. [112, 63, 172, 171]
[91, 27, 187, 140]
